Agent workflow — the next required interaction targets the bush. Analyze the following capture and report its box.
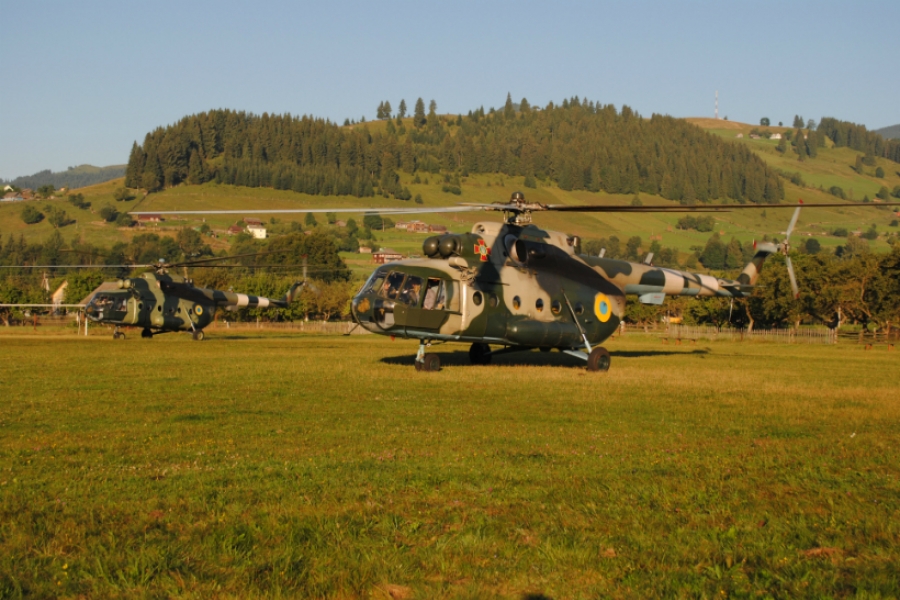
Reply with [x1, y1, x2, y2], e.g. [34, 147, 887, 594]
[524, 174, 537, 188]
[441, 184, 462, 195]
[860, 226, 878, 241]
[99, 206, 119, 222]
[877, 186, 889, 200]
[21, 205, 44, 224]
[68, 193, 90, 209]
[832, 227, 848, 237]
[829, 186, 845, 199]
[115, 212, 135, 227]
[875, 166, 885, 178]
[676, 215, 714, 232]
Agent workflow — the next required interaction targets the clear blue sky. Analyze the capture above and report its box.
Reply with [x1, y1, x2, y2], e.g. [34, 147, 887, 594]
[1, 0, 897, 180]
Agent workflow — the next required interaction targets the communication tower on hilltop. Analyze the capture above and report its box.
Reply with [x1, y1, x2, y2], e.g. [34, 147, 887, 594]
[715, 90, 719, 120]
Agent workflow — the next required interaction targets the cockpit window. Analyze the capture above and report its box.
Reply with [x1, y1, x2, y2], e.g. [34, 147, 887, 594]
[423, 278, 446, 310]
[88, 294, 127, 313]
[399, 275, 423, 306]
[381, 271, 406, 300]
[362, 268, 389, 295]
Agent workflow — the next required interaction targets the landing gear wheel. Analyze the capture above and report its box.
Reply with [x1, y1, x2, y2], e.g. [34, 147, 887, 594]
[113, 332, 125, 340]
[421, 354, 441, 372]
[469, 343, 492, 365]
[586, 347, 611, 372]
[141, 328, 153, 339]
[192, 330, 205, 341]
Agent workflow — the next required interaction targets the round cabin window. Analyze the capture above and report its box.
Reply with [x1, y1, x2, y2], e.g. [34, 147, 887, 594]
[535, 298, 544, 312]
[574, 303, 584, 315]
[512, 296, 521, 310]
[473, 291, 483, 306]
[551, 300, 562, 315]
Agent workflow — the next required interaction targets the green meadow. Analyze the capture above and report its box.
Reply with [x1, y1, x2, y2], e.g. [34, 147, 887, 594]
[1, 333, 898, 598]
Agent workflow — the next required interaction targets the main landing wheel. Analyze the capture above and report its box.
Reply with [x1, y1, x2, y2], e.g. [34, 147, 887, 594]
[192, 330, 205, 341]
[586, 347, 611, 372]
[416, 353, 440, 372]
[469, 343, 492, 365]
[113, 332, 125, 340]
[141, 328, 153, 339]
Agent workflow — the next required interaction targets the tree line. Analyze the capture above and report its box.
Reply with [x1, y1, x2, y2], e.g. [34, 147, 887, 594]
[125, 97, 785, 205]
[818, 117, 900, 163]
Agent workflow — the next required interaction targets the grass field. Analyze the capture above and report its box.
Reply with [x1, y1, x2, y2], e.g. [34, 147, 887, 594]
[1, 333, 898, 598]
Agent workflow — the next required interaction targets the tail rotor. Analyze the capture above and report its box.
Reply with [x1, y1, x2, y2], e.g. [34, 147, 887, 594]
[780, 202, 802, 299]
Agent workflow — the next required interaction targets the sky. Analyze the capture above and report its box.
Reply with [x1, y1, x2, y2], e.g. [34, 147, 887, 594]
[1, 0, 898, 180]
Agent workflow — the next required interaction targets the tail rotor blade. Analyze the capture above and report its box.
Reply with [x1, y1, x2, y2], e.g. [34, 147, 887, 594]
[785, 205, 802, 241]
[786, 256, 799, 299]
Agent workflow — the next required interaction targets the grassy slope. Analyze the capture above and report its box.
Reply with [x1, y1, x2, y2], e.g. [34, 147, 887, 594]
[0, 333, 897, 598]
[2, 119, 898, 266]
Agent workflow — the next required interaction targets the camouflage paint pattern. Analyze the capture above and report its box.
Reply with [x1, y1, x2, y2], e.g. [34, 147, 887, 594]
[84, 272, 302, 336]
[351, 221, 776, 350]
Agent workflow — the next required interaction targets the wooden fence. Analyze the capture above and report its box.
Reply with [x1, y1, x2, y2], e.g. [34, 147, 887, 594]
[660, 324, 837, 344]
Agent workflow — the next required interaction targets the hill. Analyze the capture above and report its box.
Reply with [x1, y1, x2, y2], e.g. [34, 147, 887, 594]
[875, 124, 900, 140]
[1, 164, 126, 190]
[2, 106, 899, 277]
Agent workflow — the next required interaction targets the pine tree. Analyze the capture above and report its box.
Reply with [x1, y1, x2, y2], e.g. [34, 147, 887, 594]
[504, 93, 515, 119]
[793, 115, 804, 128]
[398, 99, 407, 119]
[383, 101, 392, 119]
[414, 98, 426, 127]
[376, 102, 385, 120]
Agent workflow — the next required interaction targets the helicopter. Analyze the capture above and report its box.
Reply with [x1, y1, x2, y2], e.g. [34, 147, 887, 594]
[134, 193, 900, 368]
[2, 253, 304, 340]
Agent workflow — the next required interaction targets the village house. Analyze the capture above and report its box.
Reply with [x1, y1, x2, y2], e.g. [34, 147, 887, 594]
[358, 246, 373, 254]
[136, 214, 163, 223]
[243, 217, 263, 226]
[246, 224, 267, 239]
[334, 220, 346, 227]
[372, 249, 404, 264]
[394, 221, 409, 230]
[406, 220, 430, 233]
[428, 224, 448, 234]
[735, 133, 743, 138]
[1, 191, 23, 202]
[227, 225, 244, 235]
[770, 133, 782, 140]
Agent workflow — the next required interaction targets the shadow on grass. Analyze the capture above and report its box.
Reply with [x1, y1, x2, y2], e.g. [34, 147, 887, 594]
[380, 347, 709, 368]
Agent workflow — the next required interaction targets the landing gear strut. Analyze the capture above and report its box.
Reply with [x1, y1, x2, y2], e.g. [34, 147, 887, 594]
[414, 339, 440, 372]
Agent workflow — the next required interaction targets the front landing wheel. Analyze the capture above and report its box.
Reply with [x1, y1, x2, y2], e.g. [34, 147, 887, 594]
[192, 330, 205, 341]
[586, 347, 611, 372]
[469, 343, 492, 365]
[113, 332, 125, 340]
[418, 353, 440, 372]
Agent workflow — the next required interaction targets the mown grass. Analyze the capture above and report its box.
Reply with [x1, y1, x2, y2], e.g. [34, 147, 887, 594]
[1, 333, 898, 598]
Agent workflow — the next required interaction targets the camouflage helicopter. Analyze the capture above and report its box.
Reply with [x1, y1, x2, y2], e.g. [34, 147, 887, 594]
[135, 193, 898, 368]
[3, 253, 303, 340]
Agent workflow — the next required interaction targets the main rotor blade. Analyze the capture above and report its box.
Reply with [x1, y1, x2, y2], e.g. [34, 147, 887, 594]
[0, 264, 137, 269]
[131, 200, 900, 217]
[545, 201, 900, 212]
[165, 251, 284, 269]
[786, 256, 799, 299]
[130, 206, 485, 216]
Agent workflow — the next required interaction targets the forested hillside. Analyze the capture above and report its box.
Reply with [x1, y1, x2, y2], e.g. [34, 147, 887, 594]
[2, 165, 126, 190]
[125, 97, 786, 206]
[818, 118, 900, 161]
